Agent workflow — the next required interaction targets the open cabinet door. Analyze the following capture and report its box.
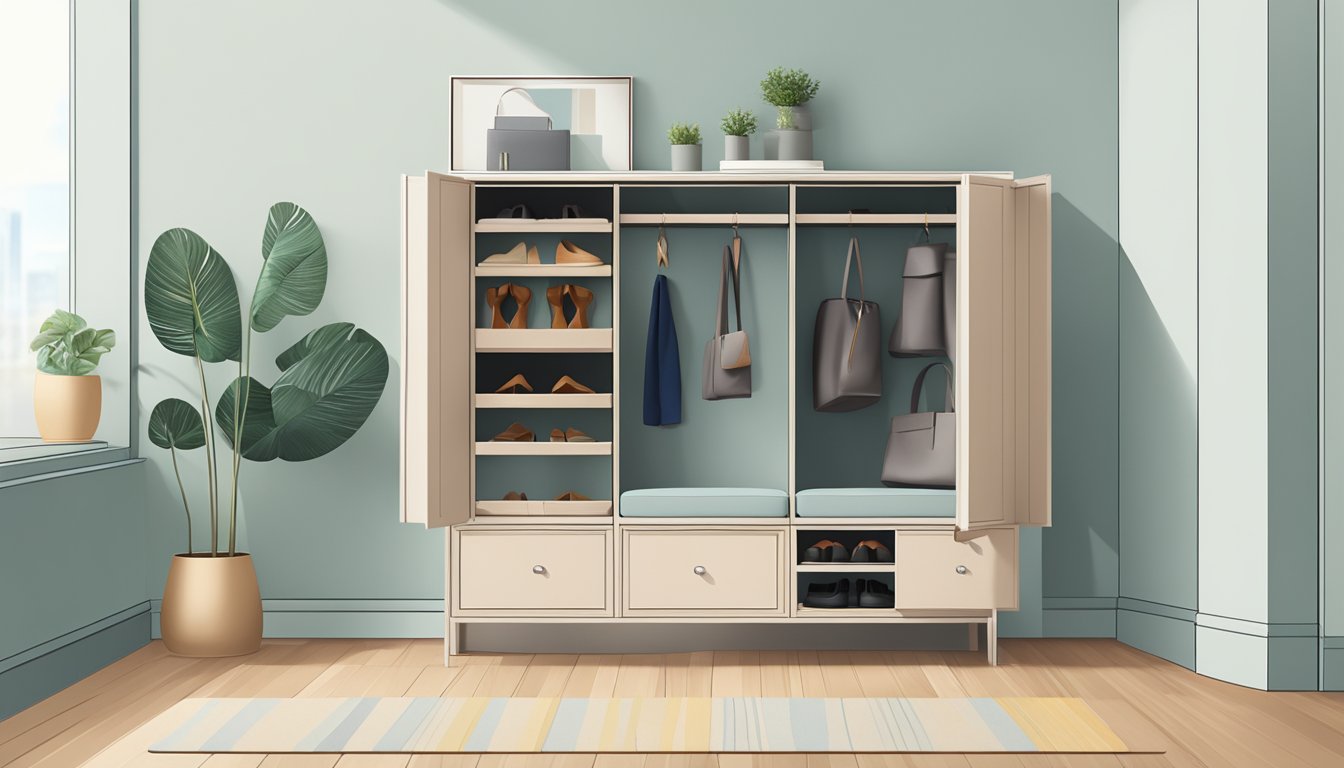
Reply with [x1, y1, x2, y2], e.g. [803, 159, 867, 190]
[956, 175, 1017, 530]
[1013, 175, 1051, 527]
[401, 172, 473, 528]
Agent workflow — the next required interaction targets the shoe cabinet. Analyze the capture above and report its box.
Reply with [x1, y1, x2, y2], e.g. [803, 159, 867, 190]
[401, 171, 1051, 664]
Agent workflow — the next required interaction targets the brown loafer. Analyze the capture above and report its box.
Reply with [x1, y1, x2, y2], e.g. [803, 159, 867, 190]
[491, 422, 534, 442]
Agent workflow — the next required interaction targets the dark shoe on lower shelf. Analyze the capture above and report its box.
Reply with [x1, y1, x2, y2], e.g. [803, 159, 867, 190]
[803, 578, 850, 609]
[858, 580, 895, 608]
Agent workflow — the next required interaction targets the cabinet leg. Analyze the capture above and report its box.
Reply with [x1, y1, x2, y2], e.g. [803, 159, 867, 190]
[968, 623, 979, 652]
[987, 611, 998, 666]
[446, 619, 461, 660]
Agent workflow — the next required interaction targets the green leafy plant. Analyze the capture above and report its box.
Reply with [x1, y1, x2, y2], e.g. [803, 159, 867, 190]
[145, 202, 389, 557]
[760, 67, 821, 128]
[667, 122, 702, 145]
[28, 309, 116, 375]
[720, 108, 758, 137]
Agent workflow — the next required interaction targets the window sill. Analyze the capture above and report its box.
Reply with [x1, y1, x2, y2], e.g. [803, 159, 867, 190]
[0, 438, 139, 486]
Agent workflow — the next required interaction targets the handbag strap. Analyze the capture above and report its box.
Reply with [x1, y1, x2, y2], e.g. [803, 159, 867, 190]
[715, 245, 744, 336]
[839, 236, 866, 302]
[909, 362, 955, 413]
[494, 87, 553, 128]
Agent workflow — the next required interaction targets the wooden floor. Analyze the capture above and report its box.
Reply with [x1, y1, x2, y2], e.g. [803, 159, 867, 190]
[1, 639, 1342, 767]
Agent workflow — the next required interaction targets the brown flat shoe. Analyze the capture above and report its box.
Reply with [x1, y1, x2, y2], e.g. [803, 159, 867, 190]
[549, 427, 595, 443]
[503, 491, 528, 501]
[556, 240, 603, 265]
[554, 491, 591, 501]
[494, 373, 534, 394]
[552, 375, 595, 394]
[491, 422, 534, 442]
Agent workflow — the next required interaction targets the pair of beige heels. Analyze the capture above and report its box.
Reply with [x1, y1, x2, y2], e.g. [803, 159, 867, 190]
[495, 374, 594, 395]
[490, 423, 594, 443]
[482, 241, 602, 266]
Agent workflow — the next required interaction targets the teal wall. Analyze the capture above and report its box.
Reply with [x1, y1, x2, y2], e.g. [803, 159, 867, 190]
[134, 0, 1120, 638]
[0, 464, 149, 720]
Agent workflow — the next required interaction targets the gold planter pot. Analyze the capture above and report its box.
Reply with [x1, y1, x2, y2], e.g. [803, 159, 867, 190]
[161, 553, 263, 657]
[33, 372, 102, 442]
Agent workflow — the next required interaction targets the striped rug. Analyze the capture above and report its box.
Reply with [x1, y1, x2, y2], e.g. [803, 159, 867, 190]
[148, 697, 1143, 754]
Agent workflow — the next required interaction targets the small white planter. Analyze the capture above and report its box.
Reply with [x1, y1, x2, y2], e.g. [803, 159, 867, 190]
[670, 144, 702, 172]
[724, 135, 749, 161]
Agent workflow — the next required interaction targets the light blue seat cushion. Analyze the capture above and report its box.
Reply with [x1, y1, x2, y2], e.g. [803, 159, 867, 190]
[619, 487, 789, 518]
[795, 487, 956, 518]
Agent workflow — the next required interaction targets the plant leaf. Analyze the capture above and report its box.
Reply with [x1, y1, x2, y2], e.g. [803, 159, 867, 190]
[217, 322, 388, 462]
[29, 330, 62, 352]
[149, 398, 207, 450]
[251, 202, 327, 333]
[40, 309, 85, 336]
[145, 228, 242, 362]
[214, 376, 277, 457]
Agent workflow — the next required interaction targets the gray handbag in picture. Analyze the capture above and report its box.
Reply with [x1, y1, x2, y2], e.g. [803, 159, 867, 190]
[485, 88, 571, 171]
[813, 236, 883, 412]
[889, 236, 951, 357]
[881, 362, 956, 489]
[702, 246, 752, 400]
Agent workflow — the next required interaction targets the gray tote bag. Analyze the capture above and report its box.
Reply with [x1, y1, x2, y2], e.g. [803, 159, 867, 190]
[485, 88, 571, 171]
[881, 362, 956, 489]
[889, 237, 951, 357]
[702, 247, 752, 400]
[812, 236, 883, 412]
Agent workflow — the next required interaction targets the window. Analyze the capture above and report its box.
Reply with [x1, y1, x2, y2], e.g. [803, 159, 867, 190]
[0, 0, 70, 438]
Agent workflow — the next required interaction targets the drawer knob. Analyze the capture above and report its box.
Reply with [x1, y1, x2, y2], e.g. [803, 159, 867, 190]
[532, 565, 546, 575]
[955, 565, 968, 575]
[693, 565, 707, 575]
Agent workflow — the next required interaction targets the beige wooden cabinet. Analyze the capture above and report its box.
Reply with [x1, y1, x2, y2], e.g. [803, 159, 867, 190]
[401, 171, 1051, 664]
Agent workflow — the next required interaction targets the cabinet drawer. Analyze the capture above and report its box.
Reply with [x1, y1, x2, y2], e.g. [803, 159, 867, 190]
[895, 529, 1017, 610]
[457, 529, 610, 613]
[624, 529, 785, 615]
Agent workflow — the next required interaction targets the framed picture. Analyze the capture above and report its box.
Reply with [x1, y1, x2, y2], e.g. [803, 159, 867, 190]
[451, 75, 633, 172]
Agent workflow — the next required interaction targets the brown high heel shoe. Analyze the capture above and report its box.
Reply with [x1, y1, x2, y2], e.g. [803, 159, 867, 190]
[546, 285, 568, 329]
[491, 422, 534, 442]
[486, 283, 530, 328]
[566, 285, 593, 329]
[552, 375, 595, 394]
[554, 490, 592, 501]
[494, 374, 533, 394]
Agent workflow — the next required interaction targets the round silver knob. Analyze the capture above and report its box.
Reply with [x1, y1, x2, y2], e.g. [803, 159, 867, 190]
[955, 565, 968, 575]
[532, 565, 546, 574]
[693, 565, 707, 575]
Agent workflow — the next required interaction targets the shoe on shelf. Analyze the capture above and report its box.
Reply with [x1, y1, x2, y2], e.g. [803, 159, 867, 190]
[858, 580, 895, 609]
[802, 540, 851, 563]
[480, 204, 534, 221]
[549, 427, 595, 443]
[482, 242, 541, 265]
[502, 491, 528, 501]
[556, 240, 604, 265]
[802, 578, 850, 609]
[554, 490, 591, 501]
[491, 422, 534, 442]
[546, 284, 594, 329]
[557, 204, 609, 224]
[552, 375, 595, 395]
[851, 540, 893, 563]
[494, 373, 534, 394]
[485, 283, 531, 328]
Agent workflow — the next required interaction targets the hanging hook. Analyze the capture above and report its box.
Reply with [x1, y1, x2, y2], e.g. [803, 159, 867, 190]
[848, 210, 855, 237]
[657, 213, 669, 269]
[924, 212, 930, 238]
[732, 211, 740, 239]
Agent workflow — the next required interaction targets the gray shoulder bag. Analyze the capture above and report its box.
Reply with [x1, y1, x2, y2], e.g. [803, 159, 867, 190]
[812, 236, 883, 412]
[880, 362, 956, 489]
[889, 234, 951, 357]
[485, 88, 571, 171]
[702, 246, 752, 400]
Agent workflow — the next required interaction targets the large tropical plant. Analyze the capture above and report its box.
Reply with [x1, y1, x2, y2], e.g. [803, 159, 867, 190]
[145, 202, 388, 556]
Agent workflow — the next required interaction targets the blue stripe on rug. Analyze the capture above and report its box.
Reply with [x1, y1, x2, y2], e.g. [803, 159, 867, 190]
[199, 699, 277, 751]
[375, 697, 439, 751]
[789, 698, 828, 751]
[295, 698, 361, 752]
[463, 697, 508, 751]
[970, 698, 1037, 751]
[542, 698, 587, 752]
[156, 699, 219, 751]
[315, 697, 379, 751]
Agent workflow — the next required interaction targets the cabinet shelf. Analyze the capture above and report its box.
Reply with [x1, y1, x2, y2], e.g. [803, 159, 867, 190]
[795, 563, 897, 573]
[475, 499, 613, 517]
[619, 213, 789, 226]
[794, 213, 957, 226]
[475, 441, 613, 456]
[474, 328, 613, 353]
[475, 220, 612, 234]
[794, 605, 898, 617]
[475, 393, 613, 409]
[474, 264, 612, 278]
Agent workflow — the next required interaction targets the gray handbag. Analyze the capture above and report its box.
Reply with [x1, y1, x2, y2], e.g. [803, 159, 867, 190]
[702, 246, 751, 400]
[881, 362, 956, 489]
[485, 88, 570, 171]
[889, 236, 951, 357]
[813, 236, 882, 412]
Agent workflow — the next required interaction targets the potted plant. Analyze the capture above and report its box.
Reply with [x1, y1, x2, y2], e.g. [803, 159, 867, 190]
[721, 108, 757, 161]
[668, 122, 703, 171]
[145, 202, 389, 657]
[760, 67, 821, 161]
[29, 310, 116, 442]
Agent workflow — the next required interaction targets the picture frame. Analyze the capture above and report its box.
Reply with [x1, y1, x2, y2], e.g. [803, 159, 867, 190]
[450, 75, 633, 172]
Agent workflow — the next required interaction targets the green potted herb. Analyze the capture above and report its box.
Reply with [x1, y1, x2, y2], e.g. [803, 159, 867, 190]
[668, 121, 703, 171]
[721, 108, 758, 162]
[28, 309, 116, 442]
[761, 67, 821, 161]
[144, 202, 389, 657]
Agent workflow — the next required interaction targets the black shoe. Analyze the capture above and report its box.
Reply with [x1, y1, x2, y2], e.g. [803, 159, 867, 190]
[802, 540, 851, 563]
[851, 540, 893, 563]
[858, 580, 895, 608]
[849, 578, 865, 607]
[803, 578, 850, 608]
